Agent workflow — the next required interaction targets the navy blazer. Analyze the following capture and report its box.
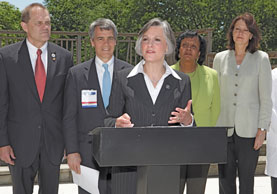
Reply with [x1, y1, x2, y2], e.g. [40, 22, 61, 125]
[0, 40, 73, 167]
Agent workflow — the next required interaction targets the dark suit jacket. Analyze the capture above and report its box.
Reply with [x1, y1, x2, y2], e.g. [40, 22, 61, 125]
[0, 40, 73, 167]
[62, 57, 132, 168]
[104, 67, 192, 127]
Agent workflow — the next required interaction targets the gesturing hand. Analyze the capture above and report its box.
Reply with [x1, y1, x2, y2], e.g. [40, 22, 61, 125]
[168, 100, 193, 125]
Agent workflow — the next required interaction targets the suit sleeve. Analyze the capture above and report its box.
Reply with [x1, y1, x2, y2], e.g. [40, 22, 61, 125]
[0, 53, 9, 147]
[104, 72, 126, 127]
[62, 68, 79, 155]
[213, 53, 221, 84]
[258, 53, 272, 129]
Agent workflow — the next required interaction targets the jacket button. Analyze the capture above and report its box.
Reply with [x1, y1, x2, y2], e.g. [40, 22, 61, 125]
[234, 93, 237, 96]
[235, 84, 238, 87]
[233, 103, 236, 106]
[38, 125, 41, 129]
[152, 113, 155, 117]
[235, 73, 238, 76]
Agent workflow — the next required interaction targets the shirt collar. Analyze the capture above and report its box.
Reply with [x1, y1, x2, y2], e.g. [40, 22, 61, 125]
[95, 55, 114, 67]
[127, 59, 181, 80]
[26, 39, 48, 54]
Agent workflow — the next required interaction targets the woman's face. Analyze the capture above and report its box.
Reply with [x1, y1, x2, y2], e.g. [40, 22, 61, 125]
[232, 19, 253, 48]
[179, 36, 200, 65]
[141, 26, 168, 64]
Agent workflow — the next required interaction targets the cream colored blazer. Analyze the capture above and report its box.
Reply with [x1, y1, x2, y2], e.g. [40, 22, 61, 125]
[213, 50, 272, 137]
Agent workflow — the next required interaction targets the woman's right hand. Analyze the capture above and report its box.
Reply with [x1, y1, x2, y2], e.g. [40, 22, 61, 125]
[115, 113, 134, 128]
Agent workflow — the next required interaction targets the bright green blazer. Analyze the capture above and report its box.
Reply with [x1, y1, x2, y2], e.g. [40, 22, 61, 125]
[172, 62, 220, 126]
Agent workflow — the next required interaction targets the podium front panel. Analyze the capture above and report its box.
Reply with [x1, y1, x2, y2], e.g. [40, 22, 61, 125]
[90, 126, 227, 167]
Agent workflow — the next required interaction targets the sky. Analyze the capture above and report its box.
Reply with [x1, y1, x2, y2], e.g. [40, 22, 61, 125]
[2, 0, 44, 10]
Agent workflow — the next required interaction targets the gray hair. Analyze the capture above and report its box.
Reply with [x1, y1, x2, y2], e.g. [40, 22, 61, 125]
[135, 18, 176, 56]
[89, 18, 118, 40]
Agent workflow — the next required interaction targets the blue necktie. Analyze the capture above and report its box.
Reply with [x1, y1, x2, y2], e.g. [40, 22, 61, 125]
[102, 63, 111, 108]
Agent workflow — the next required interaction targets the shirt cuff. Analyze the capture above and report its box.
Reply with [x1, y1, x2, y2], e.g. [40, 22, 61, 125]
[180, 114, 194, 127]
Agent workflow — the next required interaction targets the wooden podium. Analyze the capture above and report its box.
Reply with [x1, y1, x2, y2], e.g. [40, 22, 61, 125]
[89, 126, 228, 194]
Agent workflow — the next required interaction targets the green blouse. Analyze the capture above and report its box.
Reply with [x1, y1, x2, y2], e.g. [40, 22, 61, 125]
[172, 62, 220, 126]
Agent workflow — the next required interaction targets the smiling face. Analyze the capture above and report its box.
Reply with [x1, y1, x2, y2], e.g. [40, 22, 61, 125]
[90, 26, 116, 63]
[232, 19, 253, 48]
[179, 36, 200, 65]
[21, 6, 51, 48]
[141, 26, 168, 64]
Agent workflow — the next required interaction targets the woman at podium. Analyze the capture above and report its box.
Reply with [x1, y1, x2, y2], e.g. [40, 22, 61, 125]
[105, 18, 194, 194]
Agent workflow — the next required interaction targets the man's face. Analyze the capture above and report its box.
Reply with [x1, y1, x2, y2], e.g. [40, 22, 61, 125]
[91, 26, 116, 63]
[21, 6, 51, 48]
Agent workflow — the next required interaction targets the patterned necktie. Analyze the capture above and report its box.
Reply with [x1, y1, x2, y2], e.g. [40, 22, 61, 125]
[102, 63, 111, 108]
[35, 49, 46, 102]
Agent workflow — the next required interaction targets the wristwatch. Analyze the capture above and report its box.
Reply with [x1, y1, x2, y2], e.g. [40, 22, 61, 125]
[260, 128, 266, 131]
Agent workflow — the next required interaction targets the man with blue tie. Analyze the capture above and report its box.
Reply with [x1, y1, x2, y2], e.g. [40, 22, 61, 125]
[62, 18, 132, 194]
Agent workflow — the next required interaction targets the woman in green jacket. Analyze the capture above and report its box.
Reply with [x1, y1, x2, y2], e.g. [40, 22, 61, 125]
[172, 30, 220, 194]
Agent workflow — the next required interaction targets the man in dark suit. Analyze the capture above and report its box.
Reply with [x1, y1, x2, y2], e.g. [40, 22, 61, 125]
[0, 3, 73, 194]
[63, 18, 132, 194]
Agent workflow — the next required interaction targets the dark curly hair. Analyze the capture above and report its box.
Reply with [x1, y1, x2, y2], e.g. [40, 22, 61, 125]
[227, 12, 261, 53]
[175, 30, 207, 65]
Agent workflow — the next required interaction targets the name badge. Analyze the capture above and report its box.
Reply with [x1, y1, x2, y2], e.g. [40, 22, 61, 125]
[81, 89, 97, 108]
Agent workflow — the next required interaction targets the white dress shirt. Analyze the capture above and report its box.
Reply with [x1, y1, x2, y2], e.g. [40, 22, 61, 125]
[95, 56, 114, 95]
[127, 59, 181, 104]
[26, 39, 48, 75]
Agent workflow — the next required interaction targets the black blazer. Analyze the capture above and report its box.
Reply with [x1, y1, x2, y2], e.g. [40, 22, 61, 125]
[0, 40, 73, 167]
[62, 57, 132, 158]
[105, 67, 192, 127]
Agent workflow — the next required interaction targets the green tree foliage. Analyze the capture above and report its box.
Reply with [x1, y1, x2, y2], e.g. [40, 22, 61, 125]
[44, 0, 277, 52]
[0, 2, 21, 30]
[2, 0, 277, 52]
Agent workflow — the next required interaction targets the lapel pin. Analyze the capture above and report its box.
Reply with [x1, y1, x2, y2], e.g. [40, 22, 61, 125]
[51, 52, 56, 61]
[166, 84, 170, 90]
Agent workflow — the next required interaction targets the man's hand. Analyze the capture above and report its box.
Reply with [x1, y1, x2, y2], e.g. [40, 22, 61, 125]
[254, 128, 266, 150]
[168, 100, 192, 125]
[115, 113, 134, 128]
[67, 153, 82, 174]
[0, 145, 16, 165]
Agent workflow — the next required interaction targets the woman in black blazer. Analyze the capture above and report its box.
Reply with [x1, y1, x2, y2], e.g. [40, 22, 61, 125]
[105, 18, 193, 194]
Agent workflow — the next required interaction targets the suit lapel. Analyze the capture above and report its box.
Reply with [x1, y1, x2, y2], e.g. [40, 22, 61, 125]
[192, 66, 204, 106]
[229, 50, 239, 74]
[155, 75, 179, 108]
[127, 73, 154, 107]
[17, 40, 40, 104]
[43, 43, 57, 102]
